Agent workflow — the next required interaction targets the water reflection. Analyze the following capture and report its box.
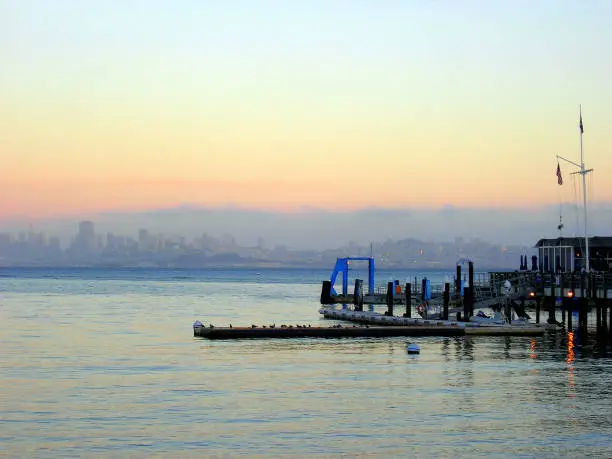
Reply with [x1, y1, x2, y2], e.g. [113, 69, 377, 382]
[567, 331, 576, 396]
[463, 337, 475, 361]
[440, 337, 451, 363]
[504, 336, 512, 359]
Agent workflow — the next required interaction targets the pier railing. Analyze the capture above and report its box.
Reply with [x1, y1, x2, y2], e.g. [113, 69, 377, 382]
[484, 271, 612, 299]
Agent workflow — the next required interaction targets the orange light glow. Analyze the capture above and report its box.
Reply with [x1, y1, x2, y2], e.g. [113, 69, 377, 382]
[567, 331, 575, 364]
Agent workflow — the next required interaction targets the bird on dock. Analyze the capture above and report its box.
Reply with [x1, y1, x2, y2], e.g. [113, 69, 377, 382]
[262, 325, 267, 328]
[251, 324, 257, 328]
[229, 324, 232, 328]
[209, 324, 214, 328]
[269, 324, 276, 328]
[280, 324, 287, 328]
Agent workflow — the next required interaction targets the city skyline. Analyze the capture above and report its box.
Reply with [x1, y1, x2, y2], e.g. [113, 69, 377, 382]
[3, 195, 612, 250]
[3, 1, 611, 219]
[0, 218, 532, 270]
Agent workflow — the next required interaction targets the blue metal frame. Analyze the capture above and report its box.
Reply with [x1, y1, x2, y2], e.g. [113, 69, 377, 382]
[329, 257, 375, 296]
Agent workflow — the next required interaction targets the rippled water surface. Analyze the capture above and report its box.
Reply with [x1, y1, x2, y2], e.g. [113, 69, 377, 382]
[1, 267, 611, 458]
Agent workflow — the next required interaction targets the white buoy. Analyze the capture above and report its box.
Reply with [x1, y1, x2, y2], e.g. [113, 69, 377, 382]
[407, 343, 420, 354]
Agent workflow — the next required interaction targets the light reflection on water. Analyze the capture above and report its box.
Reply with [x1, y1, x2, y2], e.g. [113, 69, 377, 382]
[0, 268, 611, 458]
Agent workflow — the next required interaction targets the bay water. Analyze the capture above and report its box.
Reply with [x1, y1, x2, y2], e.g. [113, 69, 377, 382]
[1, 267, 611, 458]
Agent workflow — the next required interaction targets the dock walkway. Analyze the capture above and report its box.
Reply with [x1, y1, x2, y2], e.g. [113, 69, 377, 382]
[194, 323, 546, 340]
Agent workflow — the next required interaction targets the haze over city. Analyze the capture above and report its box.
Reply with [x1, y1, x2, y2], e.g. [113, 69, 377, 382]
[3, 1, 611, 249]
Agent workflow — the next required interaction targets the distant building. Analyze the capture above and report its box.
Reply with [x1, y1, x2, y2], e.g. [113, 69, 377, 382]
[72, 221, 97, 254]
[534, 236, 612, 273]
[48, 236, 61, 250]
[138, 228, 150, 251]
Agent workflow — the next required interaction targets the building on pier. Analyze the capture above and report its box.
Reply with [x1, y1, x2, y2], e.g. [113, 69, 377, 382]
[534, 236, 612, 273]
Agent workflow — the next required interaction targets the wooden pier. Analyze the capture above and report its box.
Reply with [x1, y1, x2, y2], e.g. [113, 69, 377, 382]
[320, 259, 612, 340]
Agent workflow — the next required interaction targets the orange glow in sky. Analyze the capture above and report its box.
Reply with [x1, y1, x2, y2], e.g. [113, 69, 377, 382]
[3, 2, 611, 219]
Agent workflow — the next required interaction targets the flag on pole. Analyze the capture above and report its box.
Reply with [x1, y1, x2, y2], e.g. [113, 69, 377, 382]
[579, 112, 584, 134]
[556, 162, 563, 185]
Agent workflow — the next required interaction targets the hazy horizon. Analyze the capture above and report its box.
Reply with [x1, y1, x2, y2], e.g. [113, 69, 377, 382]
[2, 202, 611, 251]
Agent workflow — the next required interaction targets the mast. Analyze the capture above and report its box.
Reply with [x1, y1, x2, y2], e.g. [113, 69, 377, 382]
[557, 106, 593, 271]
[579, 106, 590, 272]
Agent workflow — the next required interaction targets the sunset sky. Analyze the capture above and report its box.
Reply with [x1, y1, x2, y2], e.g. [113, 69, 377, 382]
[2, 0, 611, 219]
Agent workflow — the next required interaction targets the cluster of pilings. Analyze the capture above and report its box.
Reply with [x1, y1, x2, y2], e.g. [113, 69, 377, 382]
[321, 261, 478, 322]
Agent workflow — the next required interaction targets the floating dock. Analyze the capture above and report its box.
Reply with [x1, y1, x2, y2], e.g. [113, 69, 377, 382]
[193, 323, 547, 340]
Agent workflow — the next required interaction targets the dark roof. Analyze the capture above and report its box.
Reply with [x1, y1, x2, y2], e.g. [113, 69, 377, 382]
[534, 236, 612, 248]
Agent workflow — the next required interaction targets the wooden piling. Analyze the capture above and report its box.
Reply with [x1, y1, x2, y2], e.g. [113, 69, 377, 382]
[579, 274, 588, 329]
[468, 261, 475, 318]
[549, 280, 556, 324]
[579, 299, 588, 330]
[463, 287, 470, 322]
[403, 283, 412, 318]
[386, 281, 394, 316]
[421, 278, 427, 302]
[455, 264, 461, 310]
[443, 282, 450, 321]
[320, 280, 333, 304]
[603, 277, 609, 337]
[561, 308, 566, 325]
[353, 278, 363, 312]
[609, 300, 612, 341]
[559, 275, 565, 325]
[596, 300, 602, 331]
[559, 275, 565, 327]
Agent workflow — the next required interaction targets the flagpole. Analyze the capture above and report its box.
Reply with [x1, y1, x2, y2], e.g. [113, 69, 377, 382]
[579, 105, 590, 272]
[555, 106, 593, 272]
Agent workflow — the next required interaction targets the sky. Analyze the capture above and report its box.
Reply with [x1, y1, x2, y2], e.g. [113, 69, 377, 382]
[2, 0, 612, 222]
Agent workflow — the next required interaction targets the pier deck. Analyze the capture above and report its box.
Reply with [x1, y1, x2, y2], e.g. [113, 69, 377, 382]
[194, 324, 546, 340]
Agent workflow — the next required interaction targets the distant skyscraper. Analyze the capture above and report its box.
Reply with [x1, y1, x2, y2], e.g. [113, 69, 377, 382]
[79, 221, 94, 238]
[75, 221, 96, 253]
[138, 228, 150, 250]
